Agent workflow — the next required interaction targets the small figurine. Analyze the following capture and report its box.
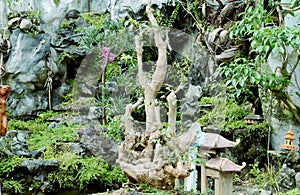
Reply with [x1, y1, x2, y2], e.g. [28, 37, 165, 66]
[0, 85, 10, 136]
[280, 125, 298, 150]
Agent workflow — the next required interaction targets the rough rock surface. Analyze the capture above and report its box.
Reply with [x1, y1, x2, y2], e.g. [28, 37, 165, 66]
[296, 172, 300, 189]
[4, 29, 51, 116]
[77, 125, 118, 165]
[0, 0, 179, 118]
[2, 0, 177, 30]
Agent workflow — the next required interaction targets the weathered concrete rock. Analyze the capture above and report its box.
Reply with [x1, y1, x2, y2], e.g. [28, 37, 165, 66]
[4, 29, 51, 116]
[0, 130, 46, 159]
[20, 18, 33, 30]
[78, 125, 118, 165]
[233, 186, 271, 195]
[296, 172, 300, 189]
[4, 0, 177, 31]
[20, 160, 59, 173]
[277, 164, 296, 191]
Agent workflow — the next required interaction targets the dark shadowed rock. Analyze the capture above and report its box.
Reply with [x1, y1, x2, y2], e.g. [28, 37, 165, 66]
[21, 160, 59, 173]
[78, 125, 118, 165]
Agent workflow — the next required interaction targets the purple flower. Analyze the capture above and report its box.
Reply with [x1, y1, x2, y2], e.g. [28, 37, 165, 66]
[108, 53, 114, 62]
[102, 47, 109, 55]
[99, 47, 114, 62]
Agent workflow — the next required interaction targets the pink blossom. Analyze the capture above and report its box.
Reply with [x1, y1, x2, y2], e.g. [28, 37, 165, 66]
[108, 54, 114, 62]
[102, 47, 109, 55]
[99, 47, 114, 62]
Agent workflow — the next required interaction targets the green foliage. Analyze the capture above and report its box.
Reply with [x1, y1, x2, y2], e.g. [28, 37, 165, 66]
[171, 57, 190, 83]
[79, 13, 108, 31]
[226, 1, 300, 123]
[8, 118, 48, 133]
[61, 79, 82, 106]
[139, 183, 198, 195]
[245, 162, 280, 193]
[35, 110, 59, 123]
[8, 111, 78, 150]
[229, 3, 274, 40]
[216, 57, 290, 100]
[53, 0, 60, 5]
[280, 189, 300, 195]
[77, 14, 133, 52]
[8, 111, 59, 132]
[0, 156, 25, 193]
[216, 58, 261, 99]
[27, 123, 78, 150]
[103, 115, 124, 143]
[3, 0, 21, 7]
[23, 7, 42, 37]
[4, 110, 126, 193]
[1, 179, 25, 194]
[47, 151, 126, 190]
[198, 97, 228, 131]
[57, 52, 75, 64]
[198, 97, 269, 165]
[155, 1, 181, 28]
[0, 156, 23, 177]
[251, 26, 300, 58]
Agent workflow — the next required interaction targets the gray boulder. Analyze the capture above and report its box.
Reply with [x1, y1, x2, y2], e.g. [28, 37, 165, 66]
[296, 172, 300, 190]
[4, 29, 51, 116]
[78, 125, 118, 165]
[20, 18, 33, 30]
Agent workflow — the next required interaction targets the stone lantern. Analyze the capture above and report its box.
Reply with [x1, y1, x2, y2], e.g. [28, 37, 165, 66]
[280, 125, 298, 150]
[183, 123, 245, 193]
[198, 133, 245, 195]
[204, 157, 246, 195]
[244, 114, 264, 124]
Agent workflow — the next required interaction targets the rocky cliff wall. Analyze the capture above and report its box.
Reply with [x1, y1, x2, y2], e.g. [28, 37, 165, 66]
[0, 0, 177, 117]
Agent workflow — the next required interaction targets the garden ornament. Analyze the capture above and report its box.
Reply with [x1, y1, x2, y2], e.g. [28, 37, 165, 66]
[0, 85, 10, 136]
[280, 125, 298, 150]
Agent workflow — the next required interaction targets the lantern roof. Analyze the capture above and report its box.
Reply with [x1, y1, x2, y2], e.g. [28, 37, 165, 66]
[206, 157, 246, 172]
[284, 125, 295, 140]
[200, 133, 239, 150]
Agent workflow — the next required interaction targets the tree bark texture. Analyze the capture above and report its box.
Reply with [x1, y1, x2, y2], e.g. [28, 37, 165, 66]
[117, 2, 195, 189]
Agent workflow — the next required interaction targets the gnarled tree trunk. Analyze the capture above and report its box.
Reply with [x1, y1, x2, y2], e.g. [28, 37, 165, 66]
[117, 1, 196, 189]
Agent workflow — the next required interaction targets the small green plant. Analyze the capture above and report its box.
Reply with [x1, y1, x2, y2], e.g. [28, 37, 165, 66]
[216, 58, 261, 100]
[103, 115, 124, 143]
[198, 97, 269, 165]
[53, 0, 60, 5]
[57, 52, 75, 64]
[245, 162, 281, 193]
[245, 162, 265, 184]
[8, 118, 48, 133]
[197, 97, 227, 129]
[22, 6, 42, 37]
[3, 110, 126, 193]
[0, 156, 25, 193]
[280, 189, 300, 195]
[227, 1, 300, 124]
[27, 123, 78, 150]
[47, 151, 126, 191]
[1, 179, 25, 194]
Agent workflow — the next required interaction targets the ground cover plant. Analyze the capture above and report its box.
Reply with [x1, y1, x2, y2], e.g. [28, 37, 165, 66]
[0, 111, 126, 194]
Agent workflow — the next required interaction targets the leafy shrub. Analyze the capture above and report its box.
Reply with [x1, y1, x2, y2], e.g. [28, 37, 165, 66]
[0, 156, 24, 193]
[47, 151, 126, 191]
[198, 97, 269, 166]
